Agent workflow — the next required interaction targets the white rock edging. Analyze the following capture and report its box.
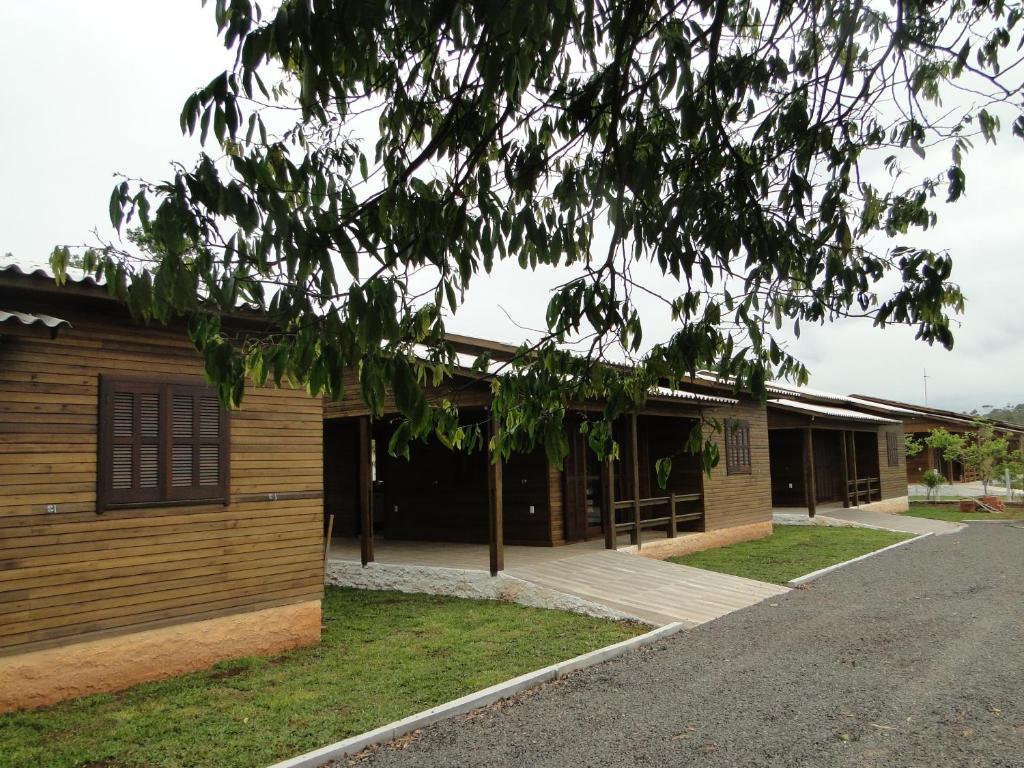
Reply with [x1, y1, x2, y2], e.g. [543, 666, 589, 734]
[266, 621, 686, 768]
[787, 532, 933, 586]
[326, 560, 640, 623]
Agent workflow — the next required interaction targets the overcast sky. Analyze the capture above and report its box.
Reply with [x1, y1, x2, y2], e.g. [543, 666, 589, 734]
[2, 2, 1021, 414]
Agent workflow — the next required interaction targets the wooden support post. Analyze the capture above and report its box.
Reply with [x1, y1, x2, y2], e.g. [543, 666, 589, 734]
[487, 418, 504, 576]
[669, 492, 678, 538]
[804, 427, 817, 518]
[839, 430, 850, 508]
[603, 457, 617, 550]
[630, 413, 641, 550]
[849, 431, 859, 507]
[324, 514, 335, 572]
[358, 416, 374, 567]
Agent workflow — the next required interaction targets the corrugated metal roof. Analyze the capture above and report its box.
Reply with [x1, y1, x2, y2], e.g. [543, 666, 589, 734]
[844, 395, 925, 417]
[650, 386, 737, 406]
[0, 308, 70, 337]
[0, 262, 105, 289]
[768, 398, 899, 424]
[693, 371, 848, 402]
[413, 346, 738, 407]
[765, 380, 851, 403]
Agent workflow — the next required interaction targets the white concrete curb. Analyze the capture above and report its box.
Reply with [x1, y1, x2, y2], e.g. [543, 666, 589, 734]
[267, 621, 686, 768]
[787, 533, 933, 587]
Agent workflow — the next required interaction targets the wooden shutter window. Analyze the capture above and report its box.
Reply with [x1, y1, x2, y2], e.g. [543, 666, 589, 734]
[886, 432, 900, 467]
[725, 419, 752, 475]
[98, 378, 230, 512]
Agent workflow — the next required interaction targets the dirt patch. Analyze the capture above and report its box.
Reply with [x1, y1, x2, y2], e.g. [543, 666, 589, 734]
[206, 666, 247, 681]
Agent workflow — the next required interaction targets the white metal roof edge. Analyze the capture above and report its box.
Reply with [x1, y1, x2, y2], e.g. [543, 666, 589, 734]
[768, 398, 900, 424]
[649, 386, 737, 406]
[0, 308, 71, 332]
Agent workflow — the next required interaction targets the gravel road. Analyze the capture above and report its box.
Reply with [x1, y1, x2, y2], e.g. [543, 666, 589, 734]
[351, 523, 1024, 768]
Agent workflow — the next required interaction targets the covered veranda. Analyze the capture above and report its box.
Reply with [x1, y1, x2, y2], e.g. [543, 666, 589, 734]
[767, 399, 899, 516]
[323, 406, 716, 576]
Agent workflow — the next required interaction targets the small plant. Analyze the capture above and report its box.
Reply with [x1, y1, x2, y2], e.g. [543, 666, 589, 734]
[921, 469, 946, 502]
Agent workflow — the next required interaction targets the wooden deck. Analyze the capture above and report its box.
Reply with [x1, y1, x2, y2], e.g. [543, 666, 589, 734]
[328, 538, 788, 626]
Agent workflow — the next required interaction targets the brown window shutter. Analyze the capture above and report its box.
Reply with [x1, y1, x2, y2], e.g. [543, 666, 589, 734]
[198, 396, 222, 487]
[165, 384, 230, 503]
[725, 419, 752, 475]
[99, 379, 163, 510]
[886, 432, 900, 467]
[98, 377, 229, 512]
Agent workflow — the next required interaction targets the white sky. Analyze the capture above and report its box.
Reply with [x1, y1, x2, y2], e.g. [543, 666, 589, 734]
[2, 1, 1021, 414]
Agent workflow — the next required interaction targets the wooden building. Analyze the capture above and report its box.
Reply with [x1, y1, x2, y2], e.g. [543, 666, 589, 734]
[848, 394, 1024, 484]
[765, 396, 907, 515]
[0, 266, 324, 713]
[324, 337, 775, 570]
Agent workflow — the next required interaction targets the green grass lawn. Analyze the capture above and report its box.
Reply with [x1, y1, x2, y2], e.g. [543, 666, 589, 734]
[669, 524, 912, 585]
[0, 588, 643, 768]
[903, 504, 1024, 523]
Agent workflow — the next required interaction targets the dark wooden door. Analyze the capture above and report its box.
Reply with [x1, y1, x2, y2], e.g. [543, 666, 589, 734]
[563, 421, 605, 542]
[813, 431, 843, 502]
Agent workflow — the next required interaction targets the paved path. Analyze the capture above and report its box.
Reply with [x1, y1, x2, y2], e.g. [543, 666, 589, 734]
[352, 523, 1024, 768]
[910, 480, 1017, 499]
[817, 507, 963, 535]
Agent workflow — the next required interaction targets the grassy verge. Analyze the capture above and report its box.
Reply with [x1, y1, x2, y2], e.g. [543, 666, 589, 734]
[903, 504, 1024, 523]
[0, 588, 644, 768]
[669, 524, 913, 585]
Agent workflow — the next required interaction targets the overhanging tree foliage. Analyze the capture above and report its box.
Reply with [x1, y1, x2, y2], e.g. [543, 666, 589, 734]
[53, 0, 1023, 468]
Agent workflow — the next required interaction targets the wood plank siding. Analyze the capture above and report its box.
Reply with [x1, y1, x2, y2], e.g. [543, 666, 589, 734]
[877, 427, 907, 499]
[701, 400, 773, 529]
[0, 304, 324, 656]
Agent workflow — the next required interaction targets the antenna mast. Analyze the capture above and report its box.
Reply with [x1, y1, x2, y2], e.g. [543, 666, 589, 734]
[923, 369, 930, 405]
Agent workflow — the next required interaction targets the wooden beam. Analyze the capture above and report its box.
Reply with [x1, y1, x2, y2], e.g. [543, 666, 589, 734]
[323, 514, 335, 572]
[668, 492, 678, 538]
[804, 427, 817, 518]
[631, 413, 642, 550]
[839, 429, 850, 508]
[849, 431, 859, 507]
[358, 416, 374, 567]
[487, 418, 504, 576]
[603, 456, 616, 550]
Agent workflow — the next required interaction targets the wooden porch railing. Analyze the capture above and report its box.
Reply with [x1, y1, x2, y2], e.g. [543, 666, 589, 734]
[846, 477, 881, 506]
[612, 493, 702, 547]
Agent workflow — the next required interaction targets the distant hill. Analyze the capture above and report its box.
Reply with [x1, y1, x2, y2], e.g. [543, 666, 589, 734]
[979, 403, 1024, 427]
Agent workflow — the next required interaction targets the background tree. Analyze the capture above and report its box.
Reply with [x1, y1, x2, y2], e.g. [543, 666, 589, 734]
[982, 402, 1024, 427]
[905, 433, 924, 460]
[926, 422, 1017, 495]
[53, 0, 1024, 467]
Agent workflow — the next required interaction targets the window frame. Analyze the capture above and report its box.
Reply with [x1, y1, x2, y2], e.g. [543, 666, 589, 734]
[724, 418, 753, 476]
[886, 431, 900, 467]
[97, 375, 231, 512]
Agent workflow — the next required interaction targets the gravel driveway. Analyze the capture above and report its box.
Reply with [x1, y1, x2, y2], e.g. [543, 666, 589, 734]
[352, 523, 1024, 767]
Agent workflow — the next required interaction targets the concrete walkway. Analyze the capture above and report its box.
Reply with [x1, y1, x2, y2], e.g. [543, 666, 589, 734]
[328, 538, 788, 627]
[814, 507, 963, 535]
